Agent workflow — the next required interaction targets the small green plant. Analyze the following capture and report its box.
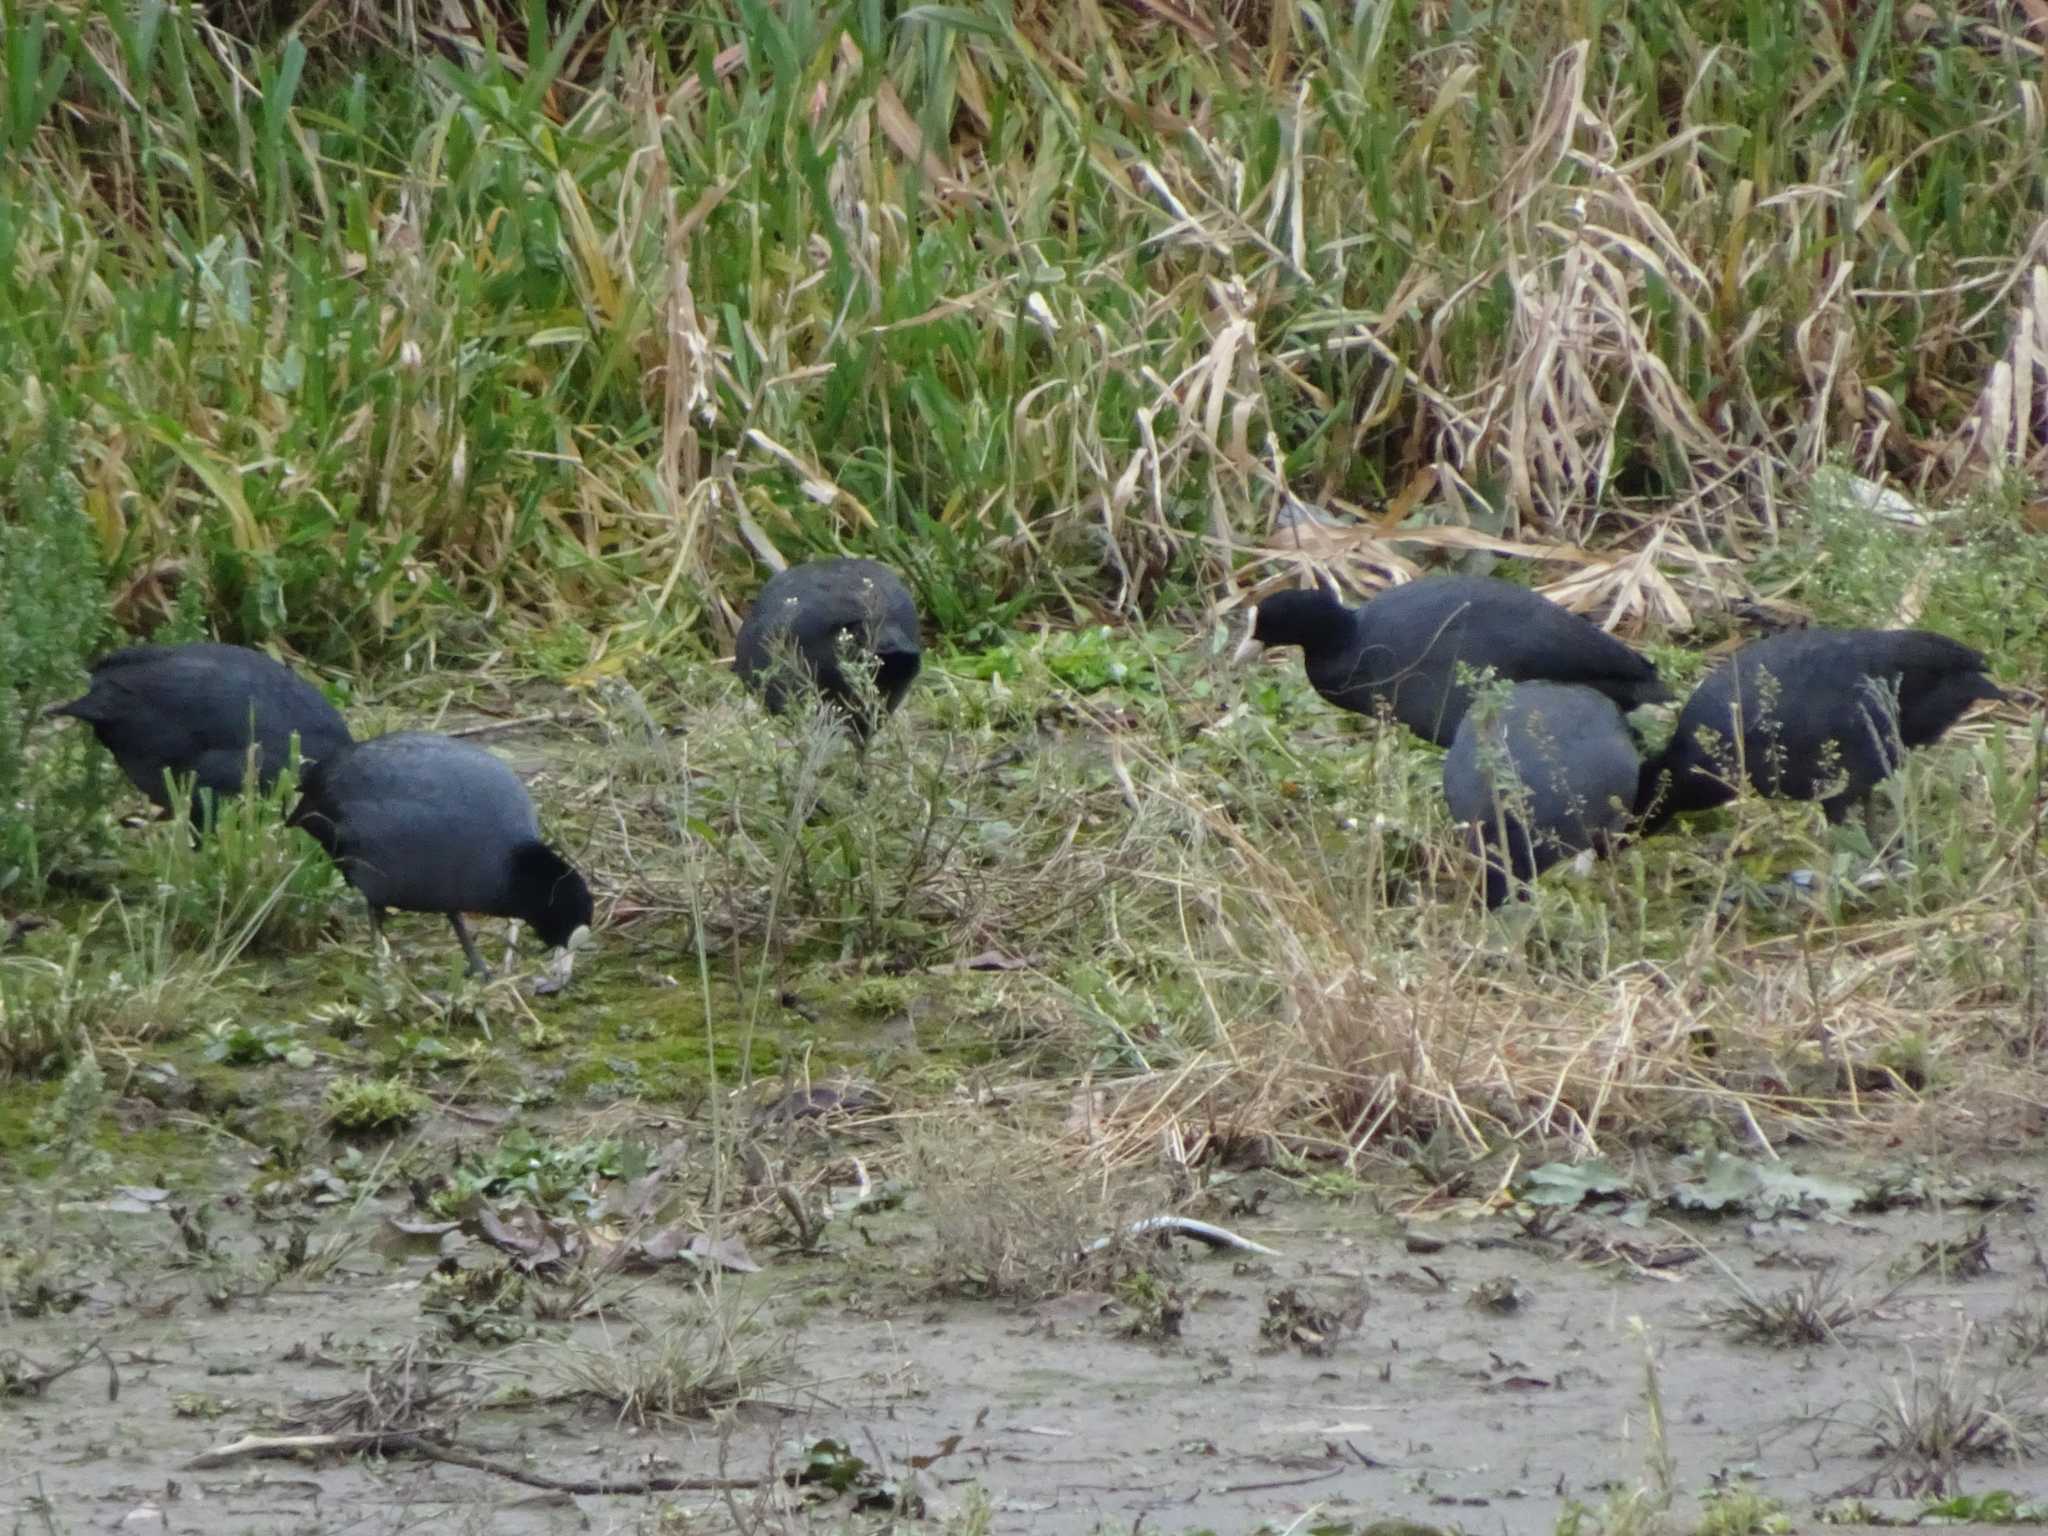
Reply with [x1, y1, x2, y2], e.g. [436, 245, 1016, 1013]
[139, 758, 342, 956]
[0, 409, 112, 898]
[423, 1263, 531, 1345]
[847, 975, 916, 1017]
[31, 1046, 109, 1185]
[1, 897, 242, 1082]
[781, 1435, 928, 1517]
[201, 1018, 313, 1069]
[383, 1031, 488, 1074]
[1695, 1488, 1791, 1536]
[1114, 1270, 1184, 1340]
[0, 951, 90, 1082]
[1290, 1167, 1376, 1202]
[323, 1075, 429, 1134]
[422, 1129, 649, 1220]
[1915, 1491, 2048, 1524]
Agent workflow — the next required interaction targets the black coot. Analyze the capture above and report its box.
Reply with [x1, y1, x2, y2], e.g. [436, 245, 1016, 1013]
[289, 732, 593, 979]
[1236, 576, 1668, 746]
[1634, 628, 2004, 832]
[734, 558, 922, 737]
[47, 642, 351, 823]
[1443, 682, 1642, 909]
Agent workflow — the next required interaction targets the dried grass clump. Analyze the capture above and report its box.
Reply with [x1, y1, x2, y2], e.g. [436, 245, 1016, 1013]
[1866, 1353, 2048, 1497]
[1016, 714, 2048, 1170]
[904, 1117, 1159, 1301]
[1709, 1270, 1876, 1347]
[549, 1295, 795, 1426]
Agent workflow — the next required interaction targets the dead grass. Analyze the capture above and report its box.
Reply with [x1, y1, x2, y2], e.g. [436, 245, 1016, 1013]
[546, 1290, 797, 1426]
[1709, 1269, 1877, 1348]
[1865, 1348, 2048, 1497]
[903, 1114, 1164, 1301]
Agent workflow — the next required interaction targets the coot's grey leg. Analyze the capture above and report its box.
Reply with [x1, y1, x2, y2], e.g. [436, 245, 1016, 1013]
[450, 914, 492, 979]
[367, 902, 392, 967]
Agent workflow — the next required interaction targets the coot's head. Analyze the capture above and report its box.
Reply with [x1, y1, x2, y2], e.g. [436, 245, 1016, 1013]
[874, 644, 923, 710]
[510, 843, 595, 951]
[1232, 587, 1349, 662]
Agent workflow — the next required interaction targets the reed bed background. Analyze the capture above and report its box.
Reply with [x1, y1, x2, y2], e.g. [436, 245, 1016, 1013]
[4, 0, 2044, 663]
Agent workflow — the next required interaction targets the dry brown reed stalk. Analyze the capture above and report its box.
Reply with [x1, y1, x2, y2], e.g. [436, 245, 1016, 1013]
[1949, 262, 2048, 488]
[1473, 45, 1750, 544]
[1227, 514, 1723, 637]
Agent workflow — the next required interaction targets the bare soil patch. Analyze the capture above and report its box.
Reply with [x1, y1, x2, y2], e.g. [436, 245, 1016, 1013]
[9, 1114, 2048, 1533]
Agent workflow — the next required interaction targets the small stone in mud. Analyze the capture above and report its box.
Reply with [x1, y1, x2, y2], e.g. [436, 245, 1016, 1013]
[1469, 1276, 1529, 1313]
[1259, 1284, 1363, 1356]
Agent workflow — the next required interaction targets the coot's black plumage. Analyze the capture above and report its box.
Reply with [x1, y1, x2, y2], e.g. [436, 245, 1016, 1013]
[47, 642, 352, 823]
[734, 558, 922, 737]
[1237, 577, 1668, 746]
[289, 732, 593, 978]
[1443, 682, 1642, 909]
[1634, 628, 2004, 833]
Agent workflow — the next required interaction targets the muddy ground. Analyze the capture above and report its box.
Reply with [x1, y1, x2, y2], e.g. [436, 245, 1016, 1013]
[8, 1070, 2048, 1536]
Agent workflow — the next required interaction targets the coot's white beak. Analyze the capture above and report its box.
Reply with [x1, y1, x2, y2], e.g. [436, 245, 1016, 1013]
[536, 925, 591, 994]
[1230, 606, 1262, 665]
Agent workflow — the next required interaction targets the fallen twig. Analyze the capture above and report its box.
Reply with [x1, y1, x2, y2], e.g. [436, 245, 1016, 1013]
[1, 1342, 117, 1401]
[183, 1428, 765, 1494]
[413, 1439, 765, 1495]
[185, 1429, 442, 1469]
[1084, 1214, 1282, 1257]
[447, 712, 560, 740]
[1216, 1465, 1346, 1495]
